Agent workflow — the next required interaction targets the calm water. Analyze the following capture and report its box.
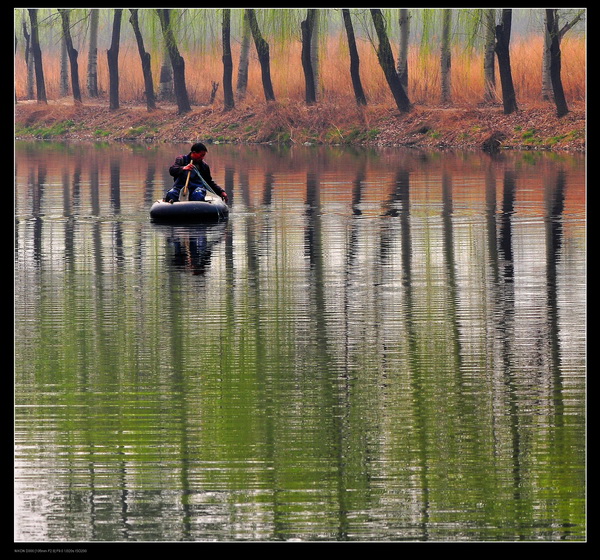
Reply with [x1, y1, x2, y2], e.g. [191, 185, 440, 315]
[14, 141, 586, 542]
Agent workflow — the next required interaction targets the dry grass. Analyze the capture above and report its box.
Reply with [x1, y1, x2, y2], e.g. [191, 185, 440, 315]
[14, 34, 585, 109]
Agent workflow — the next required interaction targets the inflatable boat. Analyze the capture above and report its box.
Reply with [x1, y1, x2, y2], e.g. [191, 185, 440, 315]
[150, 193, 229, 223]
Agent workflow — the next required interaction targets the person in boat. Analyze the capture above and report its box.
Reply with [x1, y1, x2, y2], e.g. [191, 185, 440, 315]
[164, 142, 228, 203]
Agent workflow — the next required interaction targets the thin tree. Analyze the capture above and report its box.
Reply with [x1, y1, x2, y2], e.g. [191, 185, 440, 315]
[60, 32, 68, 97]
[236, 10, 251, 100]
[483, 9, 497, 103]
[157, 9, 192, 114]
[87, 9, 99, 97]
[542, 9, 583, 102]
[107, 8, 122, 111]
[301, 9, 317, 105]
[341, 9, 366, 106]
[222, 8, 234, 111]
[545, 9, 569, 117]
[129, 9, 156, 111]
[370, 9, 411, 113]
[27, 9, 47, 104]
[397, 9, 410, 94]
[440, 8, 452, 104]
[245, 8, 275, 101]
[58, 9, 82, 104]
[310, 9, 320, 101]
[21, 21, 35, 99]
[494, 9, 518, 114]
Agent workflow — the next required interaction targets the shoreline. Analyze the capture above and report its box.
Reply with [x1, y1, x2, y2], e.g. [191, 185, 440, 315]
[14, 99, 586, 153]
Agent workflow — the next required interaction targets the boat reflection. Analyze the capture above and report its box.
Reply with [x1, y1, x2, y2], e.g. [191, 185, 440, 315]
[155, 222, 228, 275]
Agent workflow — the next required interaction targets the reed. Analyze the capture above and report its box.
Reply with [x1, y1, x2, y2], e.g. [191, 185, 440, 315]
[15, 33, 585, 108]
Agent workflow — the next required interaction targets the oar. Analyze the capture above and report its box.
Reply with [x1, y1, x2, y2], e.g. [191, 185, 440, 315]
[180, 169, 191, 201]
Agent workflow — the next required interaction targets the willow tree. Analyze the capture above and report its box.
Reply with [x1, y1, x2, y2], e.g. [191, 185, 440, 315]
[370, 8, 411, 113]
[58, 9, 82, 104]
[222, 9, 234, 110]
[129, 9, 156, 111]
[157, 9, 191, 114]
[27, 8, 47, 104]
[245, 8, 275, 101]
[107, 8, 122, 111]
[494, 9, 518, 114]
[341, 9, 366, 106]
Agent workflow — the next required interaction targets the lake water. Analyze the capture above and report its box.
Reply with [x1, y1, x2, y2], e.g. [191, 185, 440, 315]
[14, 140, 586, 543]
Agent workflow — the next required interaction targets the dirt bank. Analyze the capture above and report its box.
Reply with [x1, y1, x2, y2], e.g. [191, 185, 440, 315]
[14, 99, 586, 152]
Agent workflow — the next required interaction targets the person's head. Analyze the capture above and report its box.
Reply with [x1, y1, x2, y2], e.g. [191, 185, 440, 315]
[190, 143, 207, 162]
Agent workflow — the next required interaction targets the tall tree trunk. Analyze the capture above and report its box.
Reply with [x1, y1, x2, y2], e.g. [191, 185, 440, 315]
[129, 9, 156, 111]
[27, 9, 47, 104]
[245, 9, 275, 101]
[301, 9, 317, 105]
[494, 9, 518, 114]
[310, 9, 320, 100]
[159, 45, 174, 101]
[157, 9, 192, 114]
[236, 10, 251, 100]
[107, 9, 122, 111]
[397, 9, 410, 93]
[483, 9, 497, 103]
[440, 9, 452, 104]
[542, 9, 583, 104]
[60, 35, 69, 97]
[22, 21, 35, 99]
[542, 11, 553, 101]
[222, 9, 234, 110]
[341, 9, 366, 106]
[370, 9, 411, 113]
[87, 9, 99, 97]
[545, 9, 569, 117]
[58, 9, 82, 104]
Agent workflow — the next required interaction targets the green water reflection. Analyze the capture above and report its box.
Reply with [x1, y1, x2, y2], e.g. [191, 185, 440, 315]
[15, 141, 585, 541]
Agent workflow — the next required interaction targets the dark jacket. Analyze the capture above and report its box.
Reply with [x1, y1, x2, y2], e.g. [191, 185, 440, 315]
[169, 153, 225, 197]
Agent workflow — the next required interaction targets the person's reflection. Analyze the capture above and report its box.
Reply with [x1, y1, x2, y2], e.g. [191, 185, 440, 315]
[166, 225, 225, 275]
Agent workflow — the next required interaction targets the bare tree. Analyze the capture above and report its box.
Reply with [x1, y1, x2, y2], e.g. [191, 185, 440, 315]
[107, 9, 122, 111]
[21, 21, 35, 99]
[397, 9, 410, 94]
[87, 9, 99, 97]
[301, 9, 317, 104]
[483, 9, 497, 103]
[245, 9, 275, 101]
[342, 9, 366, 106]
[494, 9, 518, 114]
[129, 9, 156, 111]
[58, 9, 82, 104]
[157, 9, 191, 114]
[545, 9, 569, 117]
[542, 9, 583, 103]
[370, 9, 411, 113]
[236, 10, 251, 100]
[27, 9, 47, 104]
[440, 9, 452, 104]
[222, 9, 234, 111]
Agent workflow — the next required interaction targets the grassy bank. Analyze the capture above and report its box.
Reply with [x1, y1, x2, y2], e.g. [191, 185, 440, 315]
[15, 98, 585, 152]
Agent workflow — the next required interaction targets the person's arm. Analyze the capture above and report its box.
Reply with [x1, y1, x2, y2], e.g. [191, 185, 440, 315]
[169, 155, 188, 178]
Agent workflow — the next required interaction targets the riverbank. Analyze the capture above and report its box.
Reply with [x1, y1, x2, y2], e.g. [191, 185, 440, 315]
[14, 99, 585, 152]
